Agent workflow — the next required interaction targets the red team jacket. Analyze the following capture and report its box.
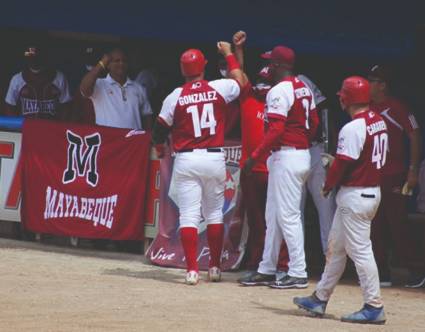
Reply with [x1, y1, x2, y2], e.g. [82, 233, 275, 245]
[370, 96, 418, 176]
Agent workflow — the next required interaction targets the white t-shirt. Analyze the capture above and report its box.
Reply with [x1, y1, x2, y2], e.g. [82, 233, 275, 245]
[5, 70, 71, 117]
[89, 74, 153, 130]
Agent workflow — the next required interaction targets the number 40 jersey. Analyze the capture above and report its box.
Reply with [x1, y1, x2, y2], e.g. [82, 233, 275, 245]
[336, 110, 388, 187]
[158, 79, 240, 152]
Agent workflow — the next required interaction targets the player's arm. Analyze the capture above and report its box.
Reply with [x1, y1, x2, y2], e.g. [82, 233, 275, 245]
[243, 84, 292, 174]
[322, 157, 353, 195]
[151, 117, 171, 158]
[217, 41, 248, 88]
[80, 54, 110, 97]
[232, 31, 246, 70]
[256, 115, 286, 154]
[152, 117, 170, 144]
[407, 128, 421, 189]
[151, 90, 179, 158]
[398, 106, 421, 190]
[322, 122, 363, 195]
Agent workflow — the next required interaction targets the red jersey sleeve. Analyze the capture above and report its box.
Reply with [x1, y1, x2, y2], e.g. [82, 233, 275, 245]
[394, 100, 419, 134]
[251, 116, 286, 161]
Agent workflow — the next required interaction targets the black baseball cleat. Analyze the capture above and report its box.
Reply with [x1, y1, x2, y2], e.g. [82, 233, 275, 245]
[238, 271, 275, 286]
[269, 275, 308, 289]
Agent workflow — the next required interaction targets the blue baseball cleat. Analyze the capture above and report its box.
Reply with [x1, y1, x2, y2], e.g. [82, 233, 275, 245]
[293, 293, 327, 317]
[341, 304, 386, 325]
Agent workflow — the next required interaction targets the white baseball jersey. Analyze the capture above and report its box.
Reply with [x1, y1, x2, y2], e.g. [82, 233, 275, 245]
[159, 79, 240, 151]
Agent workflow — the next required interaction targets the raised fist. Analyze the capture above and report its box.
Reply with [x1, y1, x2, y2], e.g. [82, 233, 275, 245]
[217, 41, 232, 57]
[99, 53, 111, 69]
[233, 31, 247, 47]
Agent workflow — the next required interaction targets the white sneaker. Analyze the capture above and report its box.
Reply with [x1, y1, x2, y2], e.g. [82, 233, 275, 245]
[185, 271, 199, 285]
[208, 266, 221, 282]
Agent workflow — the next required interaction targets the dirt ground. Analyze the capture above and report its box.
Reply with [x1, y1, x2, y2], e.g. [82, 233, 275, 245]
[0, 238, 424, 332]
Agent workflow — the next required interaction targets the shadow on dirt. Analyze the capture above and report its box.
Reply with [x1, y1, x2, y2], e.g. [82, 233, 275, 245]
[102, 267, 183, 285]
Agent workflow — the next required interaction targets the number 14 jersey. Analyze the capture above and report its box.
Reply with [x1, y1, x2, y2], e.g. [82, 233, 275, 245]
[158, 79, 240, 151]
[336, 110, 388, 187]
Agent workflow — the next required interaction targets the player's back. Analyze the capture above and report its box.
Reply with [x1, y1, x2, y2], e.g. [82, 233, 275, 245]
[167, 79, 239, 151]
[339, 110, 388, 187]
[266, 76, 317, 149]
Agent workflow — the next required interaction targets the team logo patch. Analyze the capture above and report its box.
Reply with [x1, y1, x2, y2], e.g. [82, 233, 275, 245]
[63, 130, 101, 187]
[270, 97, 281, 110]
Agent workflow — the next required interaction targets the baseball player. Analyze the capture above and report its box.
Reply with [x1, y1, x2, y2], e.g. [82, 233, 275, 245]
[298, 75, 336, 255]
[213, 32, 289, 284]
[294, 76, 387, 325]
[367, 65, 421, 288]
[243, 45, 319, 289]
[152, 44, 246, 285]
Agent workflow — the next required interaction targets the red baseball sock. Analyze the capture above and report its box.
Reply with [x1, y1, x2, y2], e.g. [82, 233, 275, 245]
[207, 223, 224, 268]
[180, 227, 198, 272]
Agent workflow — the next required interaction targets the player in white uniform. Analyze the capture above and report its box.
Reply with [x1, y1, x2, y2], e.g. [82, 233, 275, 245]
[293, 76, 387, 325]
[298, 75, 336, 254]
[152, 44, 246, 285]
[243, 45, 319, 289]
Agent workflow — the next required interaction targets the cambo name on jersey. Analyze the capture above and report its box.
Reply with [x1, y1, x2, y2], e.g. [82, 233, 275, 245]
[367, 120, 387, 136]
[178, 91, 218, 106]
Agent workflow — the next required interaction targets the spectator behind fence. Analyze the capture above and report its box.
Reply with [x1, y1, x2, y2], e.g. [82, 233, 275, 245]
[80, 48, 152, 130]
[4, 45, 72, 120]
[368, 64, 422, 288]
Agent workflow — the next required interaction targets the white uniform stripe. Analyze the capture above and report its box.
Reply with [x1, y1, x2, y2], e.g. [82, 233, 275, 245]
[409, 114, 419, 129]
[381, 108, 403, 130]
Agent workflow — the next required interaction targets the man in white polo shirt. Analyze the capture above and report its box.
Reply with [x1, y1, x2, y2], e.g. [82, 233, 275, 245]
[80, 48, 152, 130]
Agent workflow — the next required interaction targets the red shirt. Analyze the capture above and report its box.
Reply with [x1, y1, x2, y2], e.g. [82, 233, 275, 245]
[370, 96, 418, 175]
[336, 110, 388, 187]
[158, 79, 240, 151]
[240, 82, 268, 173]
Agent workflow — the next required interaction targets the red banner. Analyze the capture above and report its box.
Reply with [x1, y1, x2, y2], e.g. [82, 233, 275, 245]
[146, 142, 248, 271]
[21, 119, 151, 240]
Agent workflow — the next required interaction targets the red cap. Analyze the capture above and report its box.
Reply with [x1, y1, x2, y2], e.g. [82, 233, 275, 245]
[337, 76, 370, 108]
[180, 49, 207, 77]
[261, 45, 295, 68]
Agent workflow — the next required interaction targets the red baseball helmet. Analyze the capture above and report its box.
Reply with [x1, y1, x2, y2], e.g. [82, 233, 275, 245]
[180, 49, 207, 77]
[337, 76, 370, 108]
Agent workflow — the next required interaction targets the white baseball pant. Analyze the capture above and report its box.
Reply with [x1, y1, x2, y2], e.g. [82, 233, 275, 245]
[315, 186, 383, 307]
[301, 142, 336, 254]
[258, 147, 310, 278]
[171, 150, 226, 229]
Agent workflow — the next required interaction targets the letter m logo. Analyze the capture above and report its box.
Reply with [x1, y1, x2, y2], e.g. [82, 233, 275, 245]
[62, 130, 101, 187]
